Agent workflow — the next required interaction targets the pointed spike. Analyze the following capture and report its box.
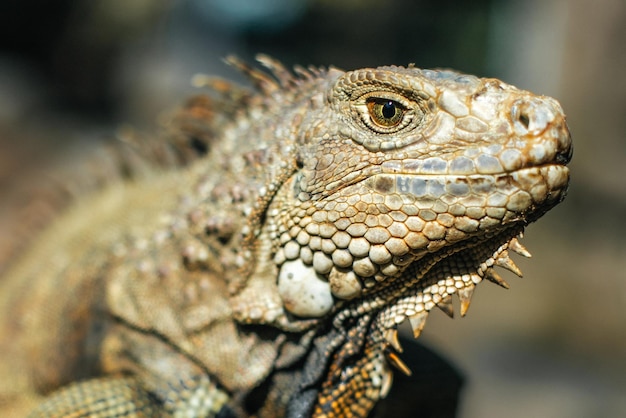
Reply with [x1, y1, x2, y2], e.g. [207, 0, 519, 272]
[255, 54, 294, 88]
[223, 55, 280, 94]
[436, 295, 455, 318]
[458, 285, 475, 317]
[485, 268, 510, 289]
[293, 65, 314, 81]
[190, 73, 214, 88]
[308, 65, 325, 77]
[408, 311, 428, 339]
[386, 351, 412, 376]
[383, 328, 403, 353]
[509, 237, 532, 258]
[380, 369, 394, 399]
[496, 253, 524, 277]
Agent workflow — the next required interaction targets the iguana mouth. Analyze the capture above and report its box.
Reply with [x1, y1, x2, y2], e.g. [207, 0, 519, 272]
[362, 164, 569, 223]
[366, 164, 569, 198]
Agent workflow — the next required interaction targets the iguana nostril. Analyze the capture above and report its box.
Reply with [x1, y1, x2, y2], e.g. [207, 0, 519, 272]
[511, 97, 556, 136]
[518, 112, 530, 130]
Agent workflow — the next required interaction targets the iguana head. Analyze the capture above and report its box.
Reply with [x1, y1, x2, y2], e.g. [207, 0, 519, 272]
[190, 57, 572, 415]
[218, 57, 570, 340]
[264, 61, 571, 336]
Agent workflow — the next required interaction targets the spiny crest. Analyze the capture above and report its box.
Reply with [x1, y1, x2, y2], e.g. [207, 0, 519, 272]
[223, 54, 330, 95]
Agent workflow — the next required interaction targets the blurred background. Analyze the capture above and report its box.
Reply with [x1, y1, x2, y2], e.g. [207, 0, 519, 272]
[0, 0, 624, 416]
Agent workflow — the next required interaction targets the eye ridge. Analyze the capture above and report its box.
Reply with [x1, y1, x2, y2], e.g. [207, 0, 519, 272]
[366, 98, 405, 128]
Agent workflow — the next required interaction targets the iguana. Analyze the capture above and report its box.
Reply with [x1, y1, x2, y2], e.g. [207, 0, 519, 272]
[0, 55, 572, 417]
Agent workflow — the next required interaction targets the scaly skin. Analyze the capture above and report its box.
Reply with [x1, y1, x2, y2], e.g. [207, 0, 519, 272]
[0, 56, 571, 417]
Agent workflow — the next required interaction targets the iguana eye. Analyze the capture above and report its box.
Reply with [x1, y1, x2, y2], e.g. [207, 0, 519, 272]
[366, 98, 405, 128]
[354, 92, 418, 136]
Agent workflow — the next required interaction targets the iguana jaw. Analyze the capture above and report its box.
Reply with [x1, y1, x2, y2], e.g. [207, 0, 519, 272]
[369, 162, 568, 355]
[273, 162, 568, 322]
[377, 228, 529, 353]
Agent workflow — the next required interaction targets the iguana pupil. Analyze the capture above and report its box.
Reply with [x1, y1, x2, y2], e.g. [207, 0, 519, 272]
[366, 97, 404, 127]
[382, 101, 397, 119]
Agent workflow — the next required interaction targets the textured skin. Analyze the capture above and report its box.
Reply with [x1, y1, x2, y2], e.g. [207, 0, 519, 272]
[0, 56, 571, 417]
